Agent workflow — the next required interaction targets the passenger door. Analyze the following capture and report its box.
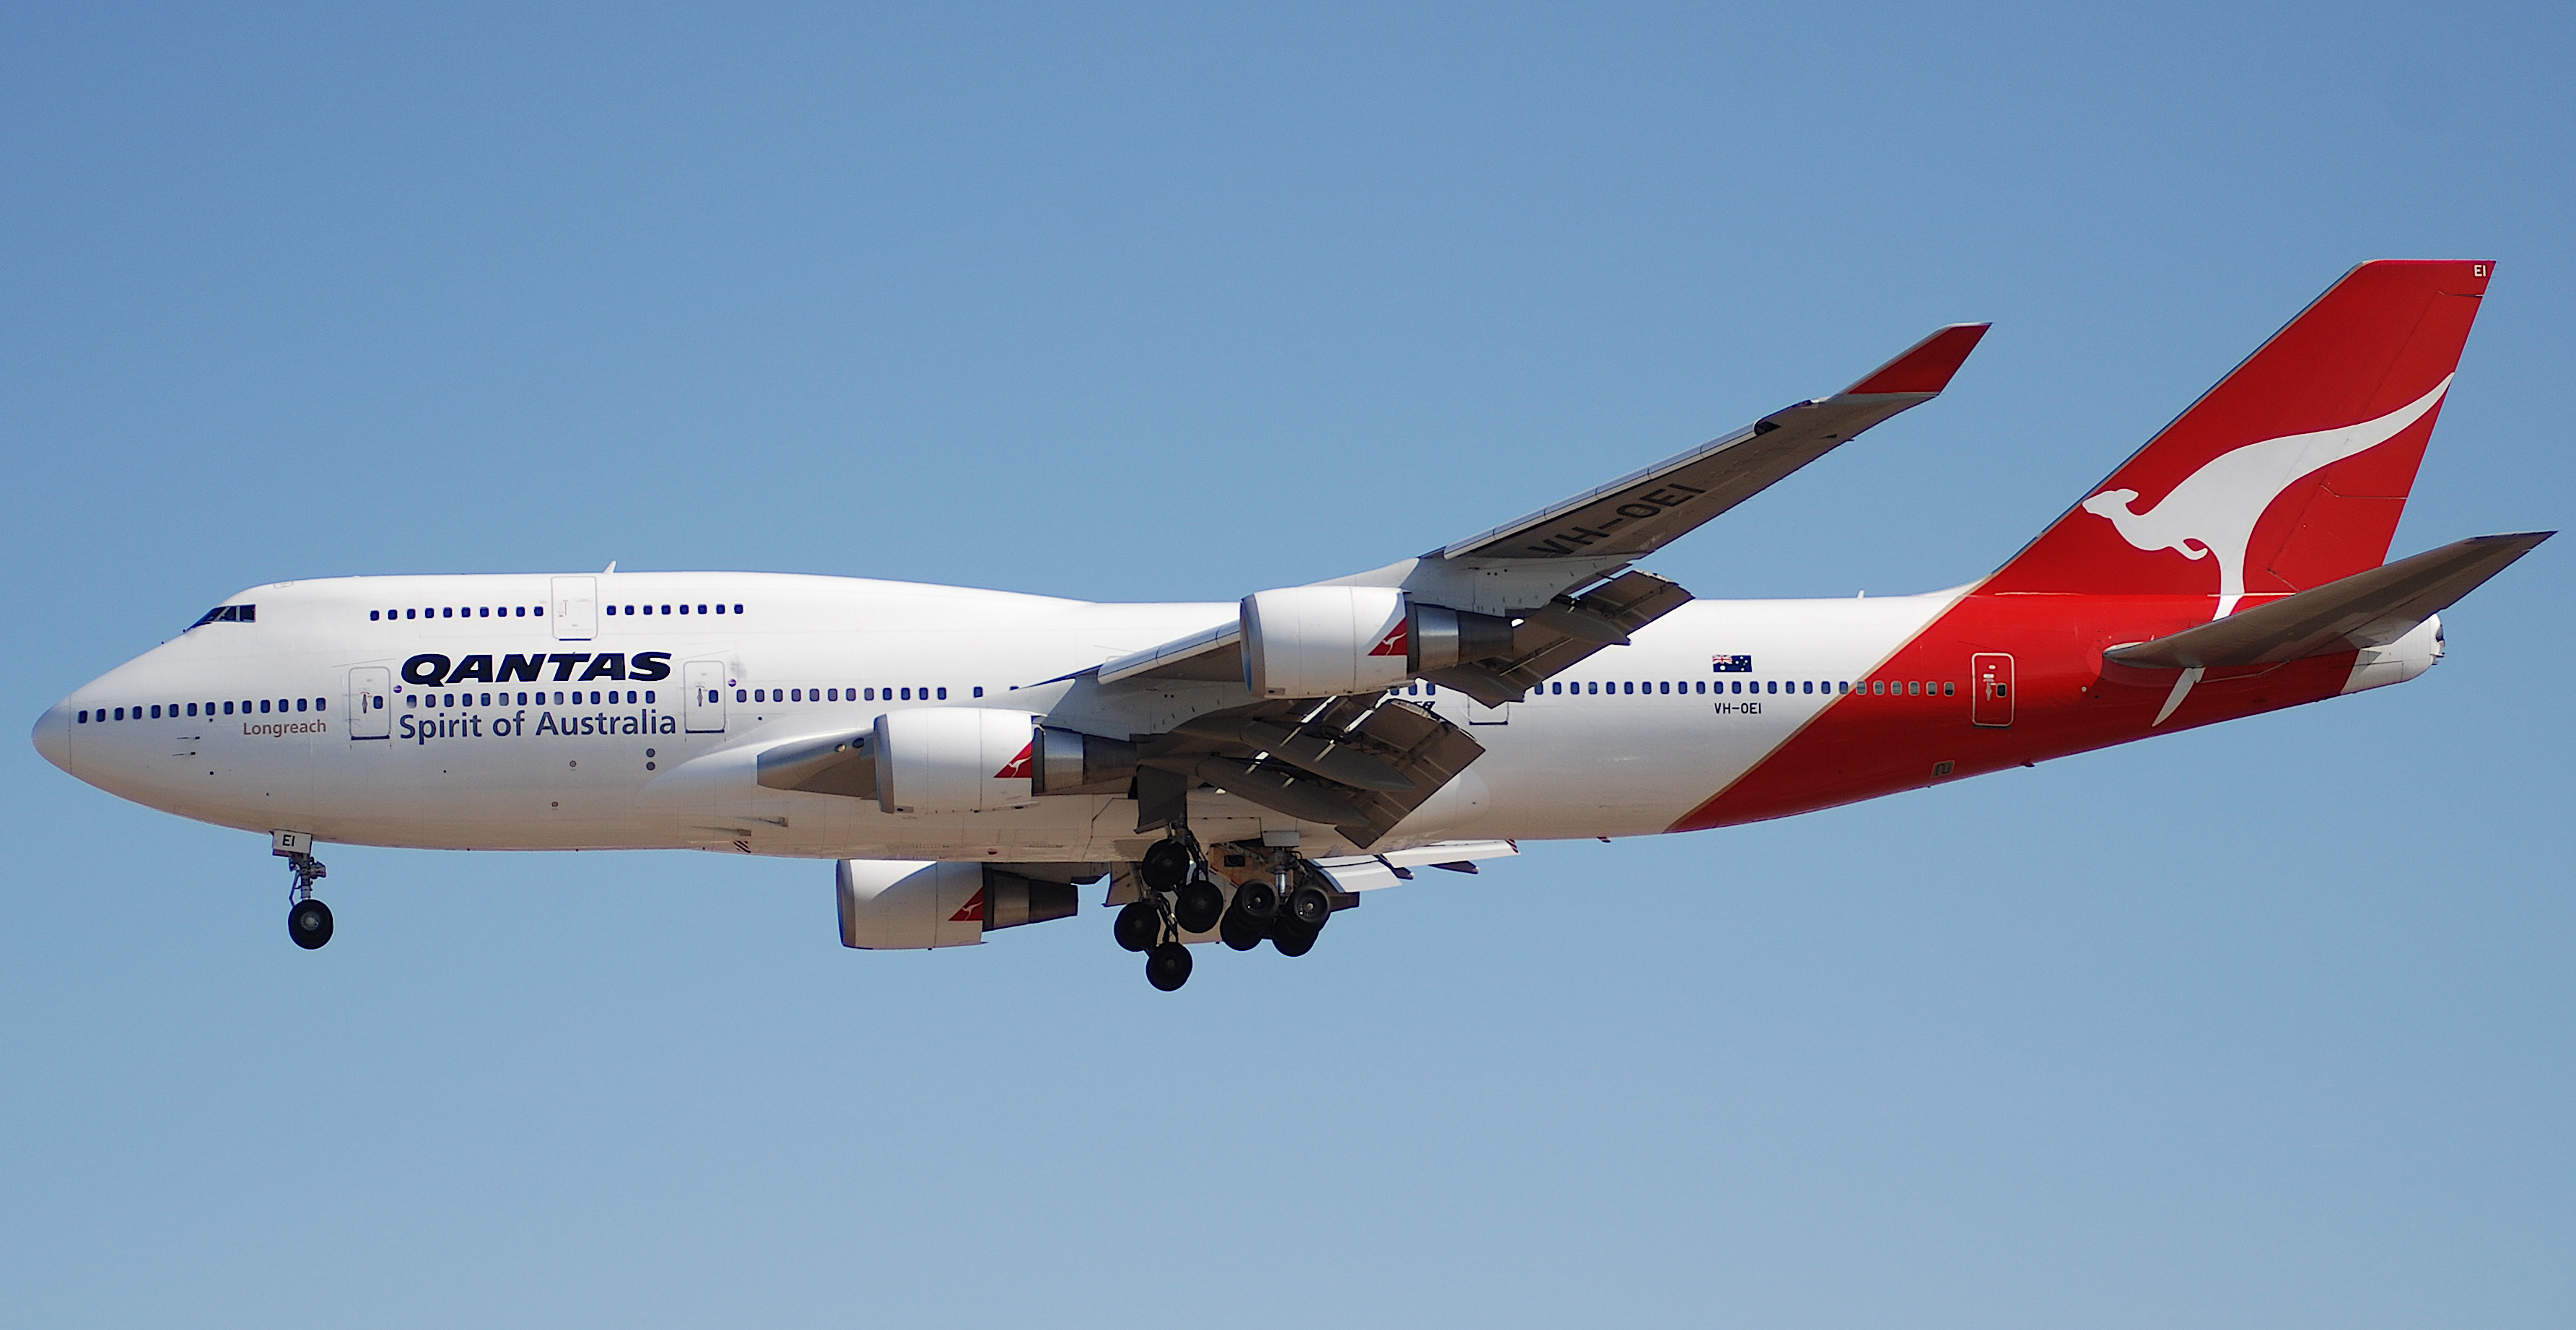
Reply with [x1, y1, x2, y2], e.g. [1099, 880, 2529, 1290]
[347, 667, 392, 739]
[684, 659, 728, 734]
[1971, 653, 2014, 727]
[551, 576, 597, 641]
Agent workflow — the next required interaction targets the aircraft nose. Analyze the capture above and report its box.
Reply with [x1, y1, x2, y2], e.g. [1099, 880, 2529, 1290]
[31, 700, 73, 775]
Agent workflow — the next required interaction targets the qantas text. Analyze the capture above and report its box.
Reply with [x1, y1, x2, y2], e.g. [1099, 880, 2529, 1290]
[402, 651, 671, 686]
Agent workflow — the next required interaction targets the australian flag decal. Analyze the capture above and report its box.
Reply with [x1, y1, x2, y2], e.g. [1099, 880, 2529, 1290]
[1711, 653, 1752, 673]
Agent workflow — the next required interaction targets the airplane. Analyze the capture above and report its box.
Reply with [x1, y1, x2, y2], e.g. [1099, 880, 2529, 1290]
[30, 259, 2549, 991]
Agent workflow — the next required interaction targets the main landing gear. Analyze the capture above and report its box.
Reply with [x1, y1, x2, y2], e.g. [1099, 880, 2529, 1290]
[276, 830, 333, 950]
[1116, 834, 1336, 989]
[1119, 836, 1205, 991]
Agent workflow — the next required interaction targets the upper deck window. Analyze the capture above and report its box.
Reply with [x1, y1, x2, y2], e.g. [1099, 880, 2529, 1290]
[189, 604, 256, 628]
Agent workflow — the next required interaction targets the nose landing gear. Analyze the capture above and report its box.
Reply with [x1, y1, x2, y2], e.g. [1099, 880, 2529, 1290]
[275, 830, 333, 950]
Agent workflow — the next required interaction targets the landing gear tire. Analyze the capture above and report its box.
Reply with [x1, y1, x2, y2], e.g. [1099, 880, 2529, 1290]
[1218, 904, 1267, 952]
[1286, 884, 1333, 928]
[1113, 900, 1161, 952]
[1270, 919, 1318, 958]
[1175, 878, 1225, 934]
[1234, 879, 1279, 918]
[1140, 839, 1193, 892]
[1145, 940, 1194, 991]
[288, 898, 334, 950]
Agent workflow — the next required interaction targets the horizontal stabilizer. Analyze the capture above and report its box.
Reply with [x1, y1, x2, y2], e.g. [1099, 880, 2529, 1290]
[2104, 531, 2551, 670]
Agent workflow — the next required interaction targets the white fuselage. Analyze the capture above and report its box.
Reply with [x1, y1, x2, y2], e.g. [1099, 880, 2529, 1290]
[35, 572, 1960, 861]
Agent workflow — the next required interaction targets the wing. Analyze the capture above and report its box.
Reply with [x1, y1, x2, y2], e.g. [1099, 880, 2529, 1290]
[1437, 323, 1989, 563]
[1110, 322, 1991, 693]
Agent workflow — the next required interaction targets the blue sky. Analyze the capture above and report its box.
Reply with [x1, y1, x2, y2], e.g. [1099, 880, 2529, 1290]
[4, 4, 2570, 1326]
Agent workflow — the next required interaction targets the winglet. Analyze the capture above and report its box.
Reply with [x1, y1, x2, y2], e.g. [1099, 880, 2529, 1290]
[1841, 323, 1990, 396]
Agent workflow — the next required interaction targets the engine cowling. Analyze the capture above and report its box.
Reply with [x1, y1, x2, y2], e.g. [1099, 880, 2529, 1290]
[1239, 588, 1515, 699]
[872, 708, 1039, 813]
[836, 861, 1078, 949]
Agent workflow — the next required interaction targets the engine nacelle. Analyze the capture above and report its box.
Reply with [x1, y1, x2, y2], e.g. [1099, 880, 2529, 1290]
[836, 861, 1078, 949]
[2341, 614, 2442, 695]
[1239, 588, 1515, 699]
[872, 708, 1039, 814]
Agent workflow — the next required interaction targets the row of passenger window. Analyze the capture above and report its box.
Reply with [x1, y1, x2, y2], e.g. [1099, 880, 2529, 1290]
[377, 606, 543, 621]
[410, 690, 652, 708]
[400, 684, 994, 708]
[741, 685, 987, 703]
[1534, 678, 1957, 697]
[605, 603, 742, 617]
[79, 697, 323, 723]
[368, 603, 750, 622]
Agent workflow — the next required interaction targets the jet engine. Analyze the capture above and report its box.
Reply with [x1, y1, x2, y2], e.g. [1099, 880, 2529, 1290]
[872, 708, 1039, 814]
[1239, 587, 1514, 699]
[836, 860, 1078, 949]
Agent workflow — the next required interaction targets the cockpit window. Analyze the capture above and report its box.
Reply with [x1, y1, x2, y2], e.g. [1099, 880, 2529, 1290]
[189, 604, 256, 628]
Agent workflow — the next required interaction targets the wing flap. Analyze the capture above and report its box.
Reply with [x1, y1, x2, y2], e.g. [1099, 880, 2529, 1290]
[2104, 531, 2551, 669]
[1140, 695, 1486, 848]
[1311, 839, 1521, 892]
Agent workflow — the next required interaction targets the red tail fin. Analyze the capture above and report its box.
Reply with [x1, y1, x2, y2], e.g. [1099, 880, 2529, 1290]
[1987, 261, 2492, 612]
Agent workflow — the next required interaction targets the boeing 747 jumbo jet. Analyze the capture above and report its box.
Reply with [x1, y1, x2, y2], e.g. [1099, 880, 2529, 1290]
[32, 261, 2549, 988]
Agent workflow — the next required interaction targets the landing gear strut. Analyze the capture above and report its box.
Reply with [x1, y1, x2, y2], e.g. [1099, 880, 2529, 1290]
[276, 831, 332, 950]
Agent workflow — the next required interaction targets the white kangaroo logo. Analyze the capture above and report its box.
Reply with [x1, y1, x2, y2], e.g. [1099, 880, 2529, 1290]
[2081, 375, 2451, 620]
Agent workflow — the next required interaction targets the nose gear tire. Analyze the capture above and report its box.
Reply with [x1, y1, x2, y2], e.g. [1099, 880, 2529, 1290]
[288, 899, 334, 950]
